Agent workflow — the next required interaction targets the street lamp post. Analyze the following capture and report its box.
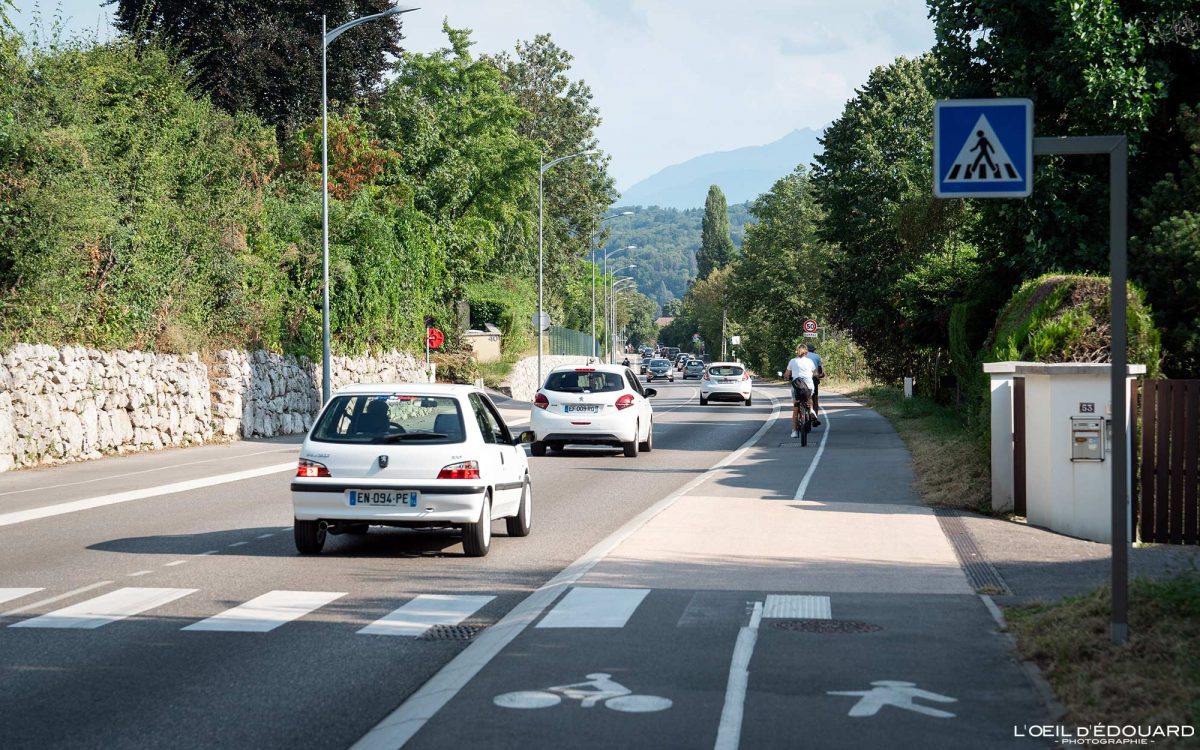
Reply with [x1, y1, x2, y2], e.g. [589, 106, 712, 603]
[611, 268, 636, 361]
[591, 212, 633, 358]
[537, 150, 597, 386]
[321, 4, 419, 404]
[612, 280, 637, 360]
[603, 246, 636, 362]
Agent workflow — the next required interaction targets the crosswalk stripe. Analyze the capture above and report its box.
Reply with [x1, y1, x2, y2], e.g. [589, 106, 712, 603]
[9, 587, 196, 629]
[536, 586, 650, 629]
[183, 590, 347, 633]
[763, 594, 831, 620]
[0, 588, 43, 606]
[358, 594, 494, 637]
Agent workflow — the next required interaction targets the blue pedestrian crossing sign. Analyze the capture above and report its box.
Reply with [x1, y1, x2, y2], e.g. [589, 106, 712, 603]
[934, 98, 1033, 199]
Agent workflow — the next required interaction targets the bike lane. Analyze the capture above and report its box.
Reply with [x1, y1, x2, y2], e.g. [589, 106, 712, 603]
[388, 392, 1053, 749]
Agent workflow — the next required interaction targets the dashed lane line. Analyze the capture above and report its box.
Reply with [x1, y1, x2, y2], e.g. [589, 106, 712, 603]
[0, 463, 297, 528]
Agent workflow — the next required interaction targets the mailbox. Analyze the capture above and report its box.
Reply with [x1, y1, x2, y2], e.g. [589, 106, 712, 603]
[1070, 417, 1104, 462]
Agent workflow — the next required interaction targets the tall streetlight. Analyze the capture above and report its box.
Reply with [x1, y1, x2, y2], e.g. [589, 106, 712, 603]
[537, 149, 597, 385]
[321, 4, 419, 404]
[591, 212, 633, 358]
[611, 276, 637, 360]
[603, 245, 636, 360]
[611, 267, 636, 361]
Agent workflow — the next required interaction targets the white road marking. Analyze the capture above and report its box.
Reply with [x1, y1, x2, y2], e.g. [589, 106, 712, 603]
[127, 571, 154, 577]
[792, 405, 832, 501]
[0, 588, 43, 606]
[536, 587, 649, 629]
[828, 680, 957, 718]
[184, 590, 346, 633]
[0, 581, 113, 618]
[0, 448, 297, 498]
[256, 533, 275, 539]
[10, 587, 195, 629]
[763, 594, 831, 620]
[200, 550, 219, 556]
[714, 600, 764, 750]
[228, 541, 247, 547]
[350, 395, 782, 750]
[0, 462, 296, 528]
[359, 594, 495, 637]
[164, 560, 188, 567]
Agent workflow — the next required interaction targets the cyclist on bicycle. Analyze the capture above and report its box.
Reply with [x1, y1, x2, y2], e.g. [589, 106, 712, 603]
[784, 343, 817, 439]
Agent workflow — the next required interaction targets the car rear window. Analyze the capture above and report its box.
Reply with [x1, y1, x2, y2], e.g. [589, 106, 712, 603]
[544, 371, 624, 393]
[649, 359, 670, 367]
[709, 366, 744, 377]
[687, 360, 702, 366]
[310, 394, 466, 445]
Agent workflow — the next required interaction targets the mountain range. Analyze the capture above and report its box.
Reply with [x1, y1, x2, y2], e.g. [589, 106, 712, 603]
[617, 127, 823, 210]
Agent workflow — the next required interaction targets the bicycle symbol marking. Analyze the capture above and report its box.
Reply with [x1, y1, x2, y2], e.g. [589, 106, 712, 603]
[493, 672, 673, 713]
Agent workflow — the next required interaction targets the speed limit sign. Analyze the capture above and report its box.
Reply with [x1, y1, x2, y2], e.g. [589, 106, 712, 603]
[803, 319, 818, 334]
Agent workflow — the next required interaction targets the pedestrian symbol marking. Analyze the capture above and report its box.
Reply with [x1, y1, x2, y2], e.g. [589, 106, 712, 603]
[827, 680, 958, 718]
[934, 98, 1033, 199]
[494, 672, 672, 713]
[944, 115, 1020, 182]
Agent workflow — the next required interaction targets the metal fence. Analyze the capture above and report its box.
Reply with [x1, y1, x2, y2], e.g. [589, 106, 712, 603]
[546, 325, 597, 357]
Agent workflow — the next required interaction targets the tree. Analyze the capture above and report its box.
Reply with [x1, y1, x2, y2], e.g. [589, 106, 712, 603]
[695, 185, 736, 279]
[106, 0, 403, 136]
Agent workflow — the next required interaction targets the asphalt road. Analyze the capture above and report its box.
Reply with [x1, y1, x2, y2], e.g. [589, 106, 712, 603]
[0, 375, 773, 749]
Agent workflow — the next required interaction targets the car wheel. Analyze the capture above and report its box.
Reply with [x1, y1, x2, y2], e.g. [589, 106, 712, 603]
[639, 421, 653, 453]
[699, 395, 708, 405]
[623, 423, 640, 458]
[463, 492, 492, 557]
[745, 397, 752, 406]
[530, 441, 547, 457]
[294, 519, 325, 554]
[505, 477, 532, 537]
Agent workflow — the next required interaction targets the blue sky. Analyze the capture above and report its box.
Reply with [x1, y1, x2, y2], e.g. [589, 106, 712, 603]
[9, 0, 935, 189]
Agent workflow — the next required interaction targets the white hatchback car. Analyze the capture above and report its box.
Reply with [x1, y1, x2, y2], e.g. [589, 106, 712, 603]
[529, 363, 657, 457]
[290, 384, 532, 557]
[699, 362, 753, 406]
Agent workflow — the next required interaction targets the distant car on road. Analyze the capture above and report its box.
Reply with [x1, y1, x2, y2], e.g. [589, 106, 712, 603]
[700, 362, 753, 406]
[681, 359, 705, 380]
[644, 358, 674, 382]
[290, 384, 533, 558]
[674, 353, 692, 371]
[530, 364, 657, 457]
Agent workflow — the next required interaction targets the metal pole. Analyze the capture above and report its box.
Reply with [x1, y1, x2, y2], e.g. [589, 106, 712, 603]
[320, 15, 331, 405]
[591, 216, 597, 359]
[603, 250, 609, 363]
[1110, 138, 1129, 645]
[537, 164, 544, 386]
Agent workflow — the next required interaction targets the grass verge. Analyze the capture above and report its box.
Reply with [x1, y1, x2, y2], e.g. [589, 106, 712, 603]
[476, 356, 517, 390]
[1005, 573, 1200, 743]
[834, 382, 990, 512]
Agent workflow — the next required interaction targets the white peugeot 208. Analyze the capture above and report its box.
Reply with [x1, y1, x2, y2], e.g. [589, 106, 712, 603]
[528, 363, 657, 457]
[290, 383, 533, 557]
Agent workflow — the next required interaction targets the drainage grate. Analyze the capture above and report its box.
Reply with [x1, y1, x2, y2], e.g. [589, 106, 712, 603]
[771, 618, 883, 634]
[934, 509, 1013, 596]
[420, 624, 484, 641]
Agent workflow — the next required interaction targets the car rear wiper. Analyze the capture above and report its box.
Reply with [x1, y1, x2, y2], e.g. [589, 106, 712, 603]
[378, 432, 447, 443]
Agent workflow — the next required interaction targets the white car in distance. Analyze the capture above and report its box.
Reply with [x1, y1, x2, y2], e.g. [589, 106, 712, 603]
[530, 363, 657, 457]
[290, 384, 533, 557]
[699, 362, 753, 406]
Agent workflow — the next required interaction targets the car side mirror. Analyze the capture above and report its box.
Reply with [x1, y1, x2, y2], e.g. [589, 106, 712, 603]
[644, 388, 657, 398]
[515, 430, 535, 445]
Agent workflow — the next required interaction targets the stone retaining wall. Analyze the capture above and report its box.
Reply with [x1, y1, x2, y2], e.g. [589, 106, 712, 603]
[0, 345, 432, 472]
[506, 354, 592, 402]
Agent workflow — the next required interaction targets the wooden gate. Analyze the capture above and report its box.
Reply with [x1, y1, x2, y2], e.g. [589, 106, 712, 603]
[1137, 380, 1200, 544]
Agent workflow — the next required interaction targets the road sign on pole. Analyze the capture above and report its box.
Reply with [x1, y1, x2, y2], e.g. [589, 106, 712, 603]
[802, 319, 818, 335]
[532, 311, 551, 332]
[426, 327, 444, 349]
[934, 98, 1033, 199]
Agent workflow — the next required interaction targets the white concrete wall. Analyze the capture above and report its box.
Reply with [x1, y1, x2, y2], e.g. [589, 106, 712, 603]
[989, 374, 1014, 512]
[506, 355, 591, 402]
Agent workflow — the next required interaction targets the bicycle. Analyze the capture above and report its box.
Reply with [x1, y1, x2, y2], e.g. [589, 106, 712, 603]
[791, 378, 816, 447]
[493, 672, 672, 713]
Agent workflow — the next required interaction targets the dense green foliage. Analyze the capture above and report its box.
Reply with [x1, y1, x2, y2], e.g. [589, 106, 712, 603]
[0, 22, 615, 362]
[108, 0, 402, 136]
[696, 185, 737, 280]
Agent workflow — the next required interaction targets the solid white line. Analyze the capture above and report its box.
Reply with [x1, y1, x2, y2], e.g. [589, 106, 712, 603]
[0, 448, 297, 498]
[792, 406, 832, 501]
[714, 600, 764, 750]
[763, 595, 831, 620]
[0, 588, 43, 606]
[10, 587, 195, 629]
[0, 462, 296, 528]
[350, 395, 781, 750]
[184, 590, 346, 633]
[0, 581, 113, 618]
[358, 594, 495, 637]
[535, 587, 649, 629]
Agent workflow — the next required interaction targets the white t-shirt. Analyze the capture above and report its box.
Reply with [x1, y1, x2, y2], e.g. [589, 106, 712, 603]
[786, 356, 815, 391]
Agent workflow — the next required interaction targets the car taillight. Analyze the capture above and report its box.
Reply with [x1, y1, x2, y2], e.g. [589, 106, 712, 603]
[296, 458, 330, 478]
[534, 392, 549, 410]
[743, 372, 751, 381]
[438, 460, 481, 480]
[615, 394, 635, 410]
